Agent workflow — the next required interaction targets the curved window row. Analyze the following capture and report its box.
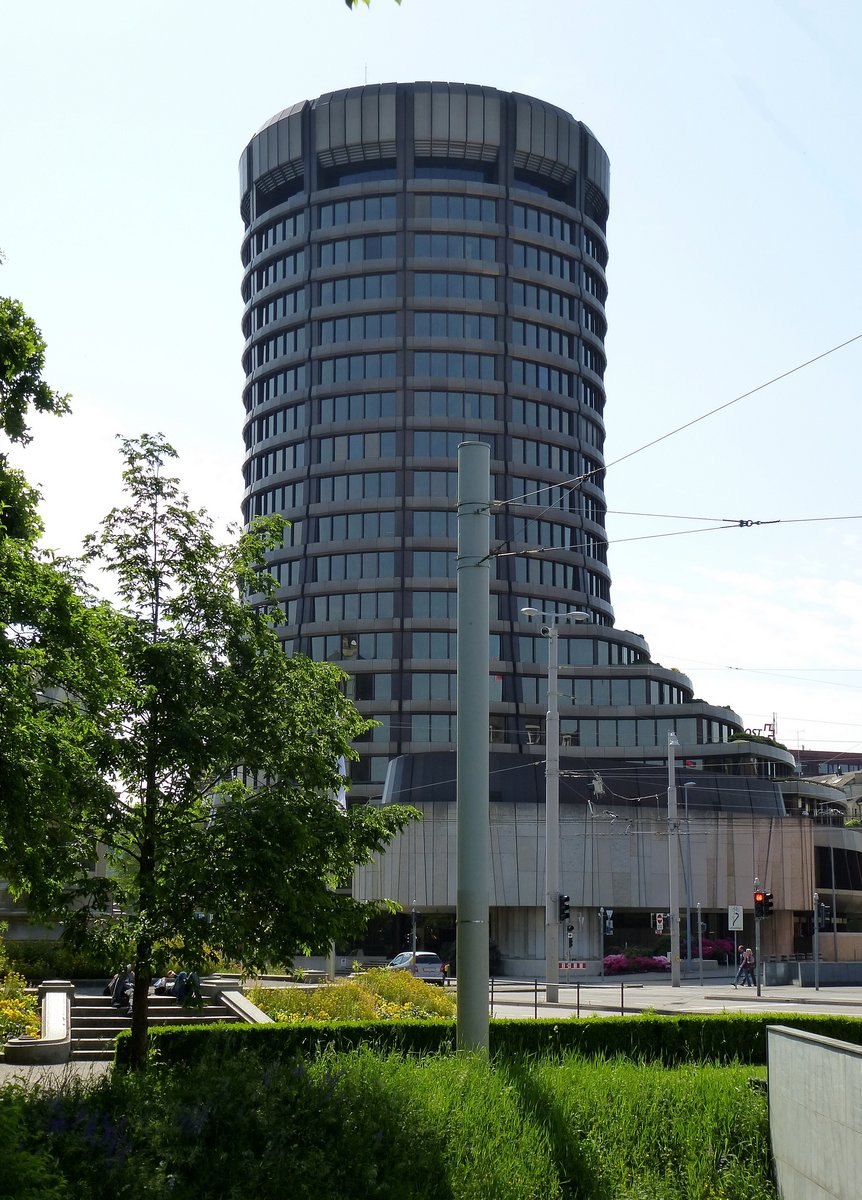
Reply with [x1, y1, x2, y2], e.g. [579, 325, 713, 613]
[413, 390, 496, 420]
[310, 632, 394, 661]
[253, 211, 306, 256]
[511, 437, 597, 477]
[245, 364, 307, 411]
[412, 470, 457, 498]
[581, 343, 605, 377]
[244, 480, 305, 522]
[511, 397, 601, 444]
[511, 358, 577, 398]
[320, 272, 397, 306]
[414, 233, 496, 261]
[414, 272, 497, 301]
[513, 629, 643, 667]
[247, 325, 306, 371]
[511, 319, 575, 358]
[244, 403, 307, 449]
[414, 194, 497, 222]
[582, 267, 607, 303]
[318, 471, 396, 503]
[319, 352, 397, 385]
[512, 242, 575, 282]
[582, 230, 608, 268]
[518, 674, 688, 708]
[318, 430, 397, 463]
[320, 390, 396, 423]
[249, 287, 306, 334]
[410, 714, 457, 742]
[318, 510, 396, 542]
[512, 516, 601, 555]
[319, 234, 396, 267]
[250, 249, 305, 296]
[244, 440, 306, 485]
[510, 555, 609, 600]
[413, 430, 493, 458]
[412, 512, 457, 538]
[313, 551, 396, 583]
[511, 477, 605, 521]
[581, 304, 606, 338]
[512, 202, 575, 245]
[412, 632, 457, 659]
[412, 550, 454, 578]
[318, 195, 397, 227]
[412, 672, 457, 701]
[319, 312, 397, 344]
[558, 717, 721, 749]
[270, 559, 303, 588]
[411, 590, 457, 618]
[312, 591, 396, 622]
[413, 351, 496, 380]
[414, 311, 496, 340]
[512, 280, 575, 321]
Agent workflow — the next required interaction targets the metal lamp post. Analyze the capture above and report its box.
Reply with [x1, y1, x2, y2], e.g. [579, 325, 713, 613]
[683, 782, 696, 976]
[521, 606, 589, 1003]
[667, 731, 681, 987]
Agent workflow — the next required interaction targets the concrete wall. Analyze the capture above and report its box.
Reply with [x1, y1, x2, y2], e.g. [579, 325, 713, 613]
[355, 799, 815, 966]
[768, 1024, 862, 1200]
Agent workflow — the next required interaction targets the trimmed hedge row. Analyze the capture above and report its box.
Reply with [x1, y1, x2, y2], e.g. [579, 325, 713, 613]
[4, 940, 115, 983]
[115, 1011, 862, 1069]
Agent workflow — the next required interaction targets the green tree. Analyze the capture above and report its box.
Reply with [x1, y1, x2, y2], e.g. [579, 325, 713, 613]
[0, 293, 122, 921]
[70, 434, 414, 1069]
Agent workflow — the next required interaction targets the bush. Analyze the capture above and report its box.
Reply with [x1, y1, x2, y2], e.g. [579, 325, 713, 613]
[117, 1010, 862, 1071]
[603, 953, 669, 975]
[247, 968, 455, 1023]
[5, 940, 115, 983]
[0, 971, 40, 1043]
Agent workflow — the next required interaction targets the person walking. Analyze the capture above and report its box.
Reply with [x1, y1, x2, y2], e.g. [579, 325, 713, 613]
[741, 947, 756, 987]
[733, 946, 746, 987]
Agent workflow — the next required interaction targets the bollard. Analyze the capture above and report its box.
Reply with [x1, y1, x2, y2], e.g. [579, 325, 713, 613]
[620, 982, 625, 1015]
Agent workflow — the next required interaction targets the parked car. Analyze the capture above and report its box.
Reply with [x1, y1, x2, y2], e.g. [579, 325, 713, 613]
[386, 950, 444, 985]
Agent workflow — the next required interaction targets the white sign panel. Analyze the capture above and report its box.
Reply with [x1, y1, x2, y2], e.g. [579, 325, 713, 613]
[728, 905, 743, 931]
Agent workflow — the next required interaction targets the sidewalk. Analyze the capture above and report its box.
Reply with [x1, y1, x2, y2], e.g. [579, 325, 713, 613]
[489, 972, 862, 1020]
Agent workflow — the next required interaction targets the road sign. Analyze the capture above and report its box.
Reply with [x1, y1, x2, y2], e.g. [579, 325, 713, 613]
[655, 912, 664, 933]
[559, 961, 587, 970]
[728, 905, 743, 931]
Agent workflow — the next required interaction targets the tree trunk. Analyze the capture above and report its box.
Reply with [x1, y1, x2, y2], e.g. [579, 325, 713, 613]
[127, 952, 152, 1071]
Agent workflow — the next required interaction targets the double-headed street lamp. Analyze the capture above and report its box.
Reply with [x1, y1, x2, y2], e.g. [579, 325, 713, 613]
[521, 606, 589, 1003]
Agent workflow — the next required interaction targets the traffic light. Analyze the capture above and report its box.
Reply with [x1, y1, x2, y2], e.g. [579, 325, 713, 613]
[754, 890, 765, 919]
[818, 902, 831, 930]
[764, 892, 774, 918]
[558, 894, 570, 922]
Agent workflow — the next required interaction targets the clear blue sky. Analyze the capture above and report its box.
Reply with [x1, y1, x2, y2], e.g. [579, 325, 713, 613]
[3, 0, 861, 752]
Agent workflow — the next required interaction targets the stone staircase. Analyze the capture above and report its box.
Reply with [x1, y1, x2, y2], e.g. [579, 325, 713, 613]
[70, 991, 240, 1061]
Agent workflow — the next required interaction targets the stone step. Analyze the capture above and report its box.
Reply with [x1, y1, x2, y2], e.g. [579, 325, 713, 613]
[69, 992, 240, 1060]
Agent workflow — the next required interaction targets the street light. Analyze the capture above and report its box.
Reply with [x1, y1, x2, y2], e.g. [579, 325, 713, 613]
[682, 782, 696, 976]
[667, 731, 681, 987]
[521, 606, 590, 1002]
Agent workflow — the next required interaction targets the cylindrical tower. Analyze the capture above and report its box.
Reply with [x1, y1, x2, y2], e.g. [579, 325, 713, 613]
[239, 83, 629, 799]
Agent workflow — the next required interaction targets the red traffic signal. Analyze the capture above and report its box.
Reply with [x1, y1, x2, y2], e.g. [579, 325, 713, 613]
[754, 890, 766, 919]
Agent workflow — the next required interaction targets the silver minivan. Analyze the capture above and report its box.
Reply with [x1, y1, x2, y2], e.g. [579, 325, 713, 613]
[386, 950, 444, 985]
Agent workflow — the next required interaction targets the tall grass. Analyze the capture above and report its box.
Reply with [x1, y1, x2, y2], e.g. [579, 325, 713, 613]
[7, 1049, 774, 1199]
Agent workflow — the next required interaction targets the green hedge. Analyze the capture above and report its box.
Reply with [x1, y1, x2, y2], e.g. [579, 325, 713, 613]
[115, 1011, 862, 1069]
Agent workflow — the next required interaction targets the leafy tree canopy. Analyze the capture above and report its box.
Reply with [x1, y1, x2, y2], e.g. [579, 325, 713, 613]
[63, 434, 414, 1067]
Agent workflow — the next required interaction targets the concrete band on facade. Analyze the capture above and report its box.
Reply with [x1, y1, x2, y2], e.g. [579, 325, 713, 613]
[238, 83, 853, 971]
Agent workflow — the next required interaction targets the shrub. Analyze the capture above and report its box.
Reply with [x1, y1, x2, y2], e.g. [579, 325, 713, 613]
[0, 971, 40, 1042]
[247, 967, 455, 1023]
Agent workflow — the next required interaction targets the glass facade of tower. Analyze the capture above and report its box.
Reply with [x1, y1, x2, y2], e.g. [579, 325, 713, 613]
[239, 84, 795, 811]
